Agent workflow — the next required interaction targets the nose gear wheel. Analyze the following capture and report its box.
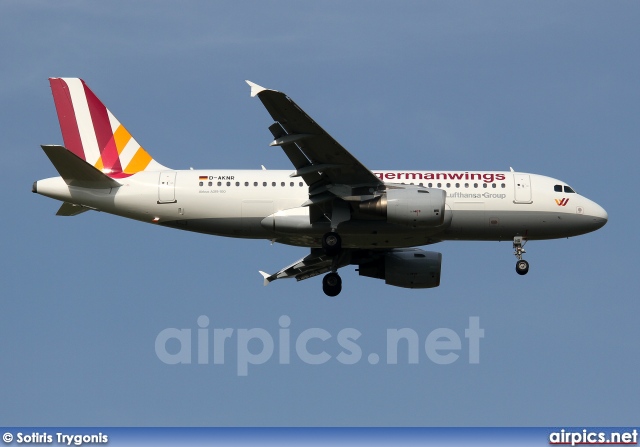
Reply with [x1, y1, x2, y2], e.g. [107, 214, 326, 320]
[513, 236, 529, 276]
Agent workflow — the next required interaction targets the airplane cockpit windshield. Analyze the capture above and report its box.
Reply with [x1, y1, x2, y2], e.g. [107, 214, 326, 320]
[554, 184, 576, 193]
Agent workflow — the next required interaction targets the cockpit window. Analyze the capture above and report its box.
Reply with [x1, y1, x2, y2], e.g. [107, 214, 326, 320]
[564, 186, 576, 193]
[554, 185, 562, 192]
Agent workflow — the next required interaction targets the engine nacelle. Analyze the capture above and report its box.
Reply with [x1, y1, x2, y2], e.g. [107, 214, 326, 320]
[359, 186, 446, 228]
[358, 248, 442, 289]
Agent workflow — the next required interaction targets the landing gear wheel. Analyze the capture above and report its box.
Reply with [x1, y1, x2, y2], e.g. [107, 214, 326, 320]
[322, 272, 342, 297]
[322, 232, 342, 256]
[513, 236, 529, 275]
[515, 259, 529, 275]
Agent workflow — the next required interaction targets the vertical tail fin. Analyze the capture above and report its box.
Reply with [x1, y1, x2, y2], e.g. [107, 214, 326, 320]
[49, 78, 167, 178]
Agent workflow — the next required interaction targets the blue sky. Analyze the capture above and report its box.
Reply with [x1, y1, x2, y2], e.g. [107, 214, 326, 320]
[1, 1, 638, 426]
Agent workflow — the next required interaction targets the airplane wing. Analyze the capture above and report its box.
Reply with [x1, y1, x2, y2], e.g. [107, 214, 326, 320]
[259, 249, 352, 285]
[247, 81, 383, 203]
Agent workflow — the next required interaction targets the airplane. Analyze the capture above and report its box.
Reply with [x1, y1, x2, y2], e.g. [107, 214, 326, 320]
[33, 78, 608, 296]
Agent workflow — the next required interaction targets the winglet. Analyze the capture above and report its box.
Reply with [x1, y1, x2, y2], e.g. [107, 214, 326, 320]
[259, 271, 272, 286]
[246, 80, 269, 98]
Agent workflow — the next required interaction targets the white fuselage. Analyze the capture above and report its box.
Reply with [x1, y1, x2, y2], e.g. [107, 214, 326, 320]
[34, 169, 608, 249]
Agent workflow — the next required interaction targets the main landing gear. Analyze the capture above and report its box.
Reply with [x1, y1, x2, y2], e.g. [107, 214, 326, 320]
[322, 231, 341, 256]
[513, 236, 529, 275]
[322, 272, 342, 297]
[321, 231, 343, 297]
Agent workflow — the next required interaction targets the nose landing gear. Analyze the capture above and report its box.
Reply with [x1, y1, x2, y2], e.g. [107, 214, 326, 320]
[513, 236, 529, 275]
[516, 259, 529, 275]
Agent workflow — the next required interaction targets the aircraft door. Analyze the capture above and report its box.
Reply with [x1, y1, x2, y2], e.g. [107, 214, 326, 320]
[513, 174, 532, 204]
[158, 171, 177, 203]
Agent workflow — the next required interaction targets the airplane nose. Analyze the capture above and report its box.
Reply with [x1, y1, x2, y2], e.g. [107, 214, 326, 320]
[588, 202, 608, 230]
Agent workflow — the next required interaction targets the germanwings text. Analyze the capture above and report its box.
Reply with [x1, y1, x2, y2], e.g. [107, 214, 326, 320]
[374, 172, 507, 183]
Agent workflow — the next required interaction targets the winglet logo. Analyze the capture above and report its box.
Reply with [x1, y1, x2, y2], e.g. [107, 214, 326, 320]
[555, 198, 570, 206]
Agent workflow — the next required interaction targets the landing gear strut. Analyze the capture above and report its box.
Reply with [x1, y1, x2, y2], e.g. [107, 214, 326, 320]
[322, 272, 342, 297]
[513, 236, 529, 275]
[321, 232, 343, 296]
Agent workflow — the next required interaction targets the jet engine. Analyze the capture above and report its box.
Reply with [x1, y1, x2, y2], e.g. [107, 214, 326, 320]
[357, 248, 442, 288]
[358, 187, 446, 228]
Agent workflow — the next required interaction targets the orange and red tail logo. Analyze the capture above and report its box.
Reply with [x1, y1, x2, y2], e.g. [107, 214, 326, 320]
[49, 78, 165, 178]
[555, 198, 570, 206]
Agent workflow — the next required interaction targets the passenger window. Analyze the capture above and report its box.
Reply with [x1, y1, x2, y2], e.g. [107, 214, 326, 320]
[501, 183, 505, 188]
[244, 182, 249, 186]
[428, 183, 433, 188]
[554, 185, 562, 192]
[492, 183, 496, 188]
[235, 182, 240, 186]
[483, 183, 487, 188]
[455, 183, 460, 188]
[299, 182, 303, 187]
[474, 183, 478, 188]
[437, 183, 441, 188]
[281, 182, 285, 187]
[217, 181, 222, 186]
[254, 182, 258, 186]
[208, 182, 212, 186]
[290, 182, 294, 187]
[564, 186, 576, 193]
[263, 182, 267, 187]
[199, 182, 203, 186]
[272, 182, 276, 187]
[226, 181, 230, 186]
[446, 183, 451, 188]
[464, 183, 469, 188]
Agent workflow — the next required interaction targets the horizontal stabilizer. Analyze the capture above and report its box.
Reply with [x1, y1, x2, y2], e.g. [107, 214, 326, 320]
[41, 145, 121, 189]
[56, 202, 90, 216]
